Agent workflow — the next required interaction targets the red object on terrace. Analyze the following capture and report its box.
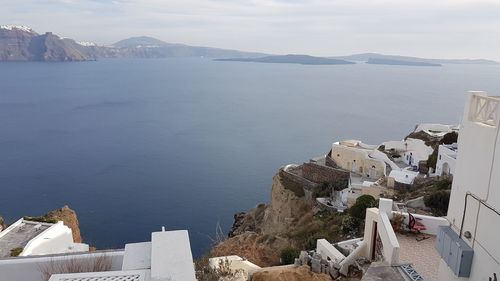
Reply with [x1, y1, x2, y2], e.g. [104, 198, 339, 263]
[408, 212, 427, 232]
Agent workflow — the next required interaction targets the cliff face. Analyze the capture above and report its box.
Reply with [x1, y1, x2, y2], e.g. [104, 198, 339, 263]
[0, 27, 95, 61]
[0, 27, 38, 60]
[44, 205, 83, 243]
[213, 172, 309, 266]
[212, 163, 350, 267]
[229, 171, 313, 238]
[0, 28, 268, 62]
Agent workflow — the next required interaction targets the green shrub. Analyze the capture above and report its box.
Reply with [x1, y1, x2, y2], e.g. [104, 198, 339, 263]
[23, 216, 58, 224]
[427, 152, 438, 169]
[280, 247, 300, 265]
[10, 247, 23, 257]
[441, 132, 458, 145]
[341, 215, 361, 235]
[349, 195, 377, 220]
[434, 178, 452, 190]
[424, 190, 451, 216]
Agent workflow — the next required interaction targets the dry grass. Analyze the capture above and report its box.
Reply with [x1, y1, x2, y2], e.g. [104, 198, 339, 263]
[195, 256, 243, 281]
[39, 254, 112, 281]
[207, 222, 227, 246]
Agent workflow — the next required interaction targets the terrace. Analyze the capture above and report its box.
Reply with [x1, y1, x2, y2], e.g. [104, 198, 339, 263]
[0, 220, 51, 257]
[360, 199, 448, 281]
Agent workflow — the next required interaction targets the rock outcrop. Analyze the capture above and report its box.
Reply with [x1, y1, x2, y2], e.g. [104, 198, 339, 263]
[44, 205, 83, 243]
[0, 26, 95, 61]
[212, 170, 313, 266]
[212, 163, 350, 267]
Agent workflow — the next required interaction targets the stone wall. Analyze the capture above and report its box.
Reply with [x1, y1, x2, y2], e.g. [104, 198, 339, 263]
[325, 155, 338, 168]
[300, 163, 350, 185]
[279, 168, 318, 198]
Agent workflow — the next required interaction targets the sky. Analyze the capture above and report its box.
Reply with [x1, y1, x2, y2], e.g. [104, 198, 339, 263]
[1, 0, 500, 60]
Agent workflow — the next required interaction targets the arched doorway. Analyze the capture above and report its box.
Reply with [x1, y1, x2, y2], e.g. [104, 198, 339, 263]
[442, 162, 450, 176]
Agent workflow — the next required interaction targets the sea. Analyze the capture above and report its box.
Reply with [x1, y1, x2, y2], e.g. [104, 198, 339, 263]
[1, 58, 499, 256]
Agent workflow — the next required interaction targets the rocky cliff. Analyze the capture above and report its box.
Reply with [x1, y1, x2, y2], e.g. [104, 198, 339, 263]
[0, 26, 267, 62]
[212, 163, 350, 267]
[0, 26, 95, 61]
[43, 205, 83, 243]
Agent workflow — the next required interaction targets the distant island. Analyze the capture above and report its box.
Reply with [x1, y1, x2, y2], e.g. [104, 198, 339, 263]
[332, 52, 500, 65]
[366, 58, 441, 67]
[215, 54, 355, 65]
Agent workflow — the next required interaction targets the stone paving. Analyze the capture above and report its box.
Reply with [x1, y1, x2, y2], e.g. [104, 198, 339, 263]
[397, 233, 440, 281]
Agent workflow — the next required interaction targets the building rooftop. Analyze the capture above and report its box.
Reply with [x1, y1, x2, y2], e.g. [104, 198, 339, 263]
[388, 170, 419, 185]
[0, 220, 52, 257]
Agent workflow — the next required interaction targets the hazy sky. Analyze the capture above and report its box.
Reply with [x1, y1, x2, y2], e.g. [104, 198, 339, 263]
[2, 0, 499, 60]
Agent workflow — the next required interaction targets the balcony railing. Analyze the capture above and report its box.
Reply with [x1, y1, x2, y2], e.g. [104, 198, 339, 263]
[469, 92, 500, 127]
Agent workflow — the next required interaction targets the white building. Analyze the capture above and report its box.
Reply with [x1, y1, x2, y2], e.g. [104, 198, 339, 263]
[435, 143, 458, 176]
[387, 169, 419, 188]
[437, 91, 500, 280]
[331, 140, 403, 179]
[382, 138, 434, 169]
[0, 228, 197, 281]
[0, 218, 88, 258]
[414, 123, 458, 138]
[316, 92, 499, 281]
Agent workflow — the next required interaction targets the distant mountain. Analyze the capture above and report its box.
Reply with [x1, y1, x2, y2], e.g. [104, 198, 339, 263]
[113, 36, 172, 48]
[366, 58, 441, 67]
[215, 54, 355, 65]
[0, 28, 267, 61]
[0, 25, 95, 61]
[107, 36, 268, 59]
[332, 53, 500, 65]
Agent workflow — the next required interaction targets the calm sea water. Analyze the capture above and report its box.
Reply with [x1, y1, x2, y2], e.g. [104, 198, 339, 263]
[1, 58, 499, 256]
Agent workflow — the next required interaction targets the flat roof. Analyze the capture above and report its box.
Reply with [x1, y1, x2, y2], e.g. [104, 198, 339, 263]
[151, 230, 196, 281]
[0, 221, 51, 257]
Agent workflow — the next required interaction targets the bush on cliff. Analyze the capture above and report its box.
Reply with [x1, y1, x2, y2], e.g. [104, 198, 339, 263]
[195, 256, 242, 281]
[280, 247, 300, 265]
[286, 211, 346, 250]
[10, 247, 23, 257]
[424, 190, 451, 216]
[341, 215, 361, 236]
[349, 195, 377, 220]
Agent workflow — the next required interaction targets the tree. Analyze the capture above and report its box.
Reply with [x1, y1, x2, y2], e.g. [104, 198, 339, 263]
[349, 195, 377, 220]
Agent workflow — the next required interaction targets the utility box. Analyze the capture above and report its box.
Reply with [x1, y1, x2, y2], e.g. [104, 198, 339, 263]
[435, 226, 474, 277]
